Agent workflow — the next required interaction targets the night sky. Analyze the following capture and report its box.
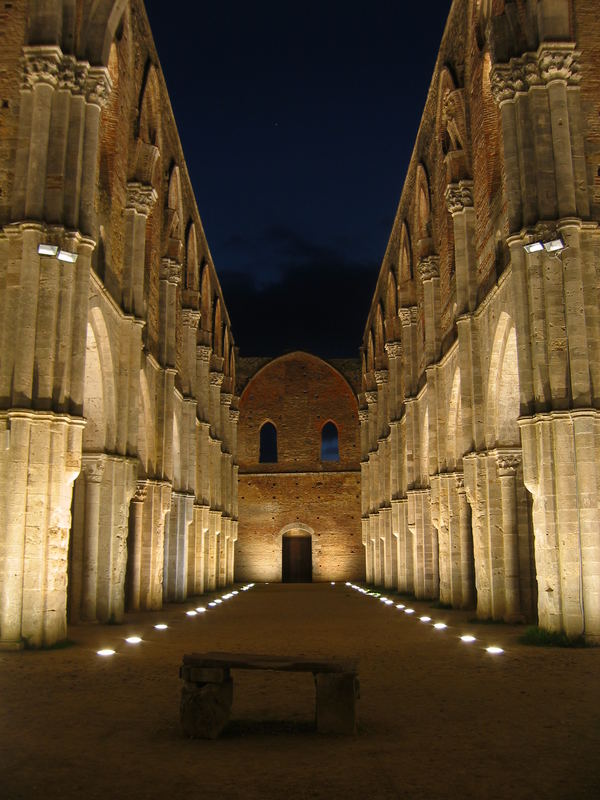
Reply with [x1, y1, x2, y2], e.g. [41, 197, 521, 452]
[143, 0, 452, 357]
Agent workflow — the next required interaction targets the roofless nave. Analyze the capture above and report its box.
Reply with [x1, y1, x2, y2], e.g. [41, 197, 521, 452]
[1, 0, 599, 649]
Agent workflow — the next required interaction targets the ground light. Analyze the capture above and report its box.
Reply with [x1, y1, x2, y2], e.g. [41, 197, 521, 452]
[125, 636, 142, 644]
[420, 616, 432, 622]
[208, 602, 217, 607]
[434, 623, 447, 630]
[461, 635, 476, 643]
[195, 607, 206, 613]
[486, 646, 504, 654]
[404, 608, 415, 615]
[186, 610, 197, 616]
[97, 649, 115, 656]
[154, 624, 168, 630]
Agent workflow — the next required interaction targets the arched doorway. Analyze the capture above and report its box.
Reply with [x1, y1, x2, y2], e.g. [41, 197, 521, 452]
[281, 525, 313, 583]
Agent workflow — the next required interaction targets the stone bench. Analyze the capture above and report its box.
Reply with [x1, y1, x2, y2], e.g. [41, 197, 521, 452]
[179, 651, 359, 738]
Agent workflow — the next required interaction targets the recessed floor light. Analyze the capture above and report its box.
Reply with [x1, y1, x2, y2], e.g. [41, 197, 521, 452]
[396, 604, 405, 609]
[487, 646, 504, 654]
[404, 608, 415, 615]
[434, 623, 447, 630]
[97, 649, 115, 657]
[461, 635, 476, 643]
[154, 624, 168, 630]
[195, 607, 206, 613]
[186, 610, 197, 616]
[420, 616, 432, 622]
[125, 636, 142, 644]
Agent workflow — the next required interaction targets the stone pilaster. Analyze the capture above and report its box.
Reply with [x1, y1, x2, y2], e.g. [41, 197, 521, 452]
[418, 256, 441, 366]
[445, 180, 476, 314]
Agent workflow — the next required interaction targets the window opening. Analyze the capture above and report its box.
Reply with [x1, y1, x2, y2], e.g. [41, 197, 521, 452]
[259, 422, 277, 463]
[321, 421, 339, 462]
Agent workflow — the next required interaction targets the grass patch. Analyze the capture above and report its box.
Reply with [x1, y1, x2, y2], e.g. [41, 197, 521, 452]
[518, 626, 587, 648]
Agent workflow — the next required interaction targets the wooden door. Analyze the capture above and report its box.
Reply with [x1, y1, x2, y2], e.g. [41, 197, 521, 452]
[282, 536, 312, 583]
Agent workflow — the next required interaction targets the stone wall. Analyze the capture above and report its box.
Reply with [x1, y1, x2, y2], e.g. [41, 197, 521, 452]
[360, 0, 600, 642]
[236, 352, 364, 582]
[0, 0, 238, 648]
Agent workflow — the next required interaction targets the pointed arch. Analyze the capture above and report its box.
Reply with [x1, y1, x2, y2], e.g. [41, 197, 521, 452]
[164, 165, 183, 261]
[185, 222, 199, 292]
[385, 270, 397, 320]
[80, 0, 128, 66]
[486, 313, 521, 448]
[259, 421, 278, 463]
[200, 264, 212, 334]
[374, 303, 385, 366]
[399, 222, 413, 283]
[415, 164, 432, 246]
[213, 297, 223, 356]
[447, 367, 462, 469]
[320, 420, 340, 462]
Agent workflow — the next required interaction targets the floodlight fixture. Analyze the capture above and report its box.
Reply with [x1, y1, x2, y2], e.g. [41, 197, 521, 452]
[38, 243, 59, 257]
[523, 241, 544, 254]
[57, 249, 78, 263]
[543, 238, 566, 253]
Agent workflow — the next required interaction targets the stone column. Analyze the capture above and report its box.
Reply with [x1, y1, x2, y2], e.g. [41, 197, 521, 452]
[181, 310, 201, 399]
[497, 453, 523, 622]
[418, 256, 440, 366]
[384, 341, 403, 423]
[456, 475, 475, 609]
[79, 66, 112, 234]
[123, 184, 158, 317]
[128, 481, 148, 612]
[445, 180, 476, 314]
[81, 455, 105, 621]
[159, 258, 182, 369]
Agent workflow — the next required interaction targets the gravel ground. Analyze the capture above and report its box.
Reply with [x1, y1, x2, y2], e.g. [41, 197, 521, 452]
[1, 582, 599, 800]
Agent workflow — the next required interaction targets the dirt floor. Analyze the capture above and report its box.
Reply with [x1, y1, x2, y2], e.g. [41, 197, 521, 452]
[1, 582, 599, 800]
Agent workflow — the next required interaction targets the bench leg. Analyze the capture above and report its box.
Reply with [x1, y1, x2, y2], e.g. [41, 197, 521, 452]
[180, 678, 233, 739]
[315, 673, 359, 735]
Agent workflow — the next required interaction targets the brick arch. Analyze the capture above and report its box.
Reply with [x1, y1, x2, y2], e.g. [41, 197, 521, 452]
[164, 165, 184, 261]
[374, 303, 386, 368]
[486, 312, 521, 449]
[437, 66, 471, 182]
[82, 304, 117, 453]
[278, 523, 314, 539]
[78, 0, 128, 66]
[185, 222, 199, 293]
[212, 297, 223, 357]
[200, 264, 212, 337]
[385, 270, 397, 320]
[415, 164, 432, 252]
[447, 366, 462, 469]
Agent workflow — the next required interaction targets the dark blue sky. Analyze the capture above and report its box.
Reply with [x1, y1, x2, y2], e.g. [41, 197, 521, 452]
[144, 0, 452, 356]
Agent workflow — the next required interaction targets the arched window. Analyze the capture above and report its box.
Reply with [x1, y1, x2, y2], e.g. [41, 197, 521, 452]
[321, 422, 339, 462]
[259, 422, 277, 463]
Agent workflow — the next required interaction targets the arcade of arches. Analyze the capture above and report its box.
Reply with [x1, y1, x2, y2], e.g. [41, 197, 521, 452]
[1, 0, 600, 649]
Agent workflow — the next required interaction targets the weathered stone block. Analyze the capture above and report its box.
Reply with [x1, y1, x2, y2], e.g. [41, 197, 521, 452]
[180, 678, 233, 739]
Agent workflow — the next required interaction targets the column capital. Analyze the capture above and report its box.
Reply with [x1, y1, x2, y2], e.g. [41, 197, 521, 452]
[490, 43, 580, 106]
[126, 182, 158, 216]
[374, 370, 388, 386]
[21, 45, 62, 89]
[160, 257, 182, 285]
[210, 371, 225, 387]
[82, 455, 105, 484]
[196, 345, 212, 363]
[358, 409, 369, 424]
[496, 453, 521, 476]
[133, 481, 149, 503]
[86, 65, 112, 107]
[181, 308, 201, 329]
[58, 55, 89, 95]
[365, 391, 378, 405]
[229, 409, 240, 423]
[384, 341, 403, 359]
[398, 306, 418, 326]
[418, 255, 440, 282]
[220, 392, 233, 407]
[445, 180, 474, 215]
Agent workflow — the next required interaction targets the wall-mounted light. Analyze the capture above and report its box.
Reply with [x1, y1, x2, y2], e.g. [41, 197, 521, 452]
[523, 237, 566, 255]
[543, 238, 566, 253]
[57, 249, 78, 263]
[37, 244, 78, 263]
[37, 243, 58, 257]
